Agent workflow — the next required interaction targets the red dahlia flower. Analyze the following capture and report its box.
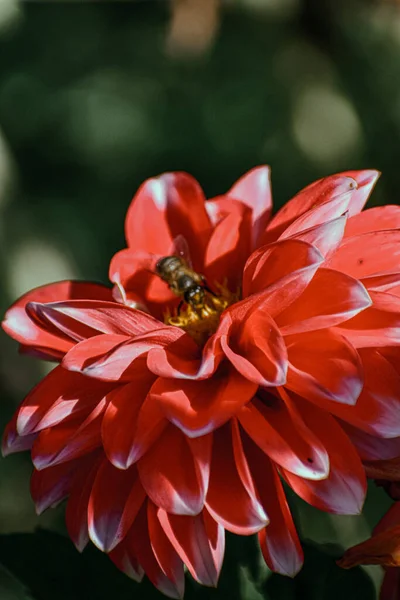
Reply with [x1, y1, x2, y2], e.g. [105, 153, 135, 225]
[4, 166, 400, 597]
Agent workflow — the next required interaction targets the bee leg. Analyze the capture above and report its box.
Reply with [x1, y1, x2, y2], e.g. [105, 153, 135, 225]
[203, 284, 217, 297]
[177, 300, 184, 315]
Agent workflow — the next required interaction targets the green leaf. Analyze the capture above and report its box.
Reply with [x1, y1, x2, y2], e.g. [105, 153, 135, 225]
[0, 563, 33, 600]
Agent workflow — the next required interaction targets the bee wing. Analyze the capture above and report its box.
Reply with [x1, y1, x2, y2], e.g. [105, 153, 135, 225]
[169, 235, 193, 268]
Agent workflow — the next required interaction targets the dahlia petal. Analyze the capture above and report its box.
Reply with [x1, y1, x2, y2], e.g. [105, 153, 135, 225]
[64, 328, 184, 382]
[363, 457, 400, 482]
[338, 525, 400, 569]
[318, 348, 400, 438]
[147, 331, 220, 380]
[138, 425, 211, 516]
[2, 413, 37, 457]
[340, 422, 400, 461]
[88, 459, 146, 552]
[238, 395, 329, 480]
[31, 399, 105, 470]
[286, 329, 363, 406]
[109, 249, 176, 319]
[2, 281, 112, 354]
[277, 268, 371, 335]
[16, 366, 110, 435]
[114, 505, 184, 599]
[345, 204, 400, 237]
[124, 172, 211, 266]
[101, 377, 161, 469]
[221, 309, 288, 387]
[243, 238, 323, 298]
[227, 165, 272, 248]
[26, 300, 162, 343]
[361, 272, 400, 292]
[340, 169, 380, 215]
[374, 503, 400, 535]
[149, 364, 257, 437]
[241, 435, 303, 576]
[336, 291, 400, 346]
[65, 455, 102, 552]
[282, 394, 367, 515]
[109, 543, 144, 583]
[264, 174, 358, 242]
[284, 215, 347, 259]
[327, 230, 400, 279]
[157, 507, 225, 587]
[206, 424, 268, 535]
[147, 503, 185, 596]
[204, 209, 251, 289]
[30, 457, 85, 515]
[61, 334, 130, 374]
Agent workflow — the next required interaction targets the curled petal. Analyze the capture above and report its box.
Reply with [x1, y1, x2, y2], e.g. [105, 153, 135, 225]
[2, 281, 113, 357]
[16, 367, 110, 436]
[336, 291, 400, 347]
[88, 459, 146, 552]
[320, 348, 400, 439]
[282, 392, 366, 515]
[124, 172, 211, 266]
[204, 208, 251, 290]
[264, 175, 357, 242]
[31, 399, 105, 469]
[27, 300, 163, 343]
[149, 363, 257, 437]
[276, 268, 371, 335]
[64, 328, 184, 381]
[243, 238, 323, 298]
[101, 380, 165, 469]
[227, 165, 272, 248]
[157, 507, 225, 587]
[238, 395, 329, 480]
[221, 309, 288, 387]
[284, 215, 347, 259]
[138, 426, 212, 516]
[286, 329, 364, 406]
[206, 424, 268, 535]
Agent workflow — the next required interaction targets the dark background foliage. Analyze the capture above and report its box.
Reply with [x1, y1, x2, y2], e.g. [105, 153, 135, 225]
[0, 0, 399, 598]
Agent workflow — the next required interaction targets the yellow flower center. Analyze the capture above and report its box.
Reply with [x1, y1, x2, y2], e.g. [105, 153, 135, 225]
[164, 281, 239, 346]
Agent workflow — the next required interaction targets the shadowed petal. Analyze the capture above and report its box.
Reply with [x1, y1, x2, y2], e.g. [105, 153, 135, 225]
[150, 363, 257, 437]
[238, 395, 329, 480]
[281, 391, 366, 515]
[101, 379, 166, 469]
[206, 424, 268, 535]
[157, 507, 225, 587]
[277, 269, 371, 335]
[138, 426, 212, 515]
[286, 329, 364, 406]
[241, 433, 303, 577]
[88, 459, 146, 552]
[26, 300, 163, 343]
[2, 281, 113, 357]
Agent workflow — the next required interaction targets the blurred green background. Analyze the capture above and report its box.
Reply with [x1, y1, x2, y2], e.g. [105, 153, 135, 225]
[0, 0, 399, 598]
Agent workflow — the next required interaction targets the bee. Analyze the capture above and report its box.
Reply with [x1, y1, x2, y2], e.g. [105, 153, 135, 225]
[154, 236, 210, 311]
